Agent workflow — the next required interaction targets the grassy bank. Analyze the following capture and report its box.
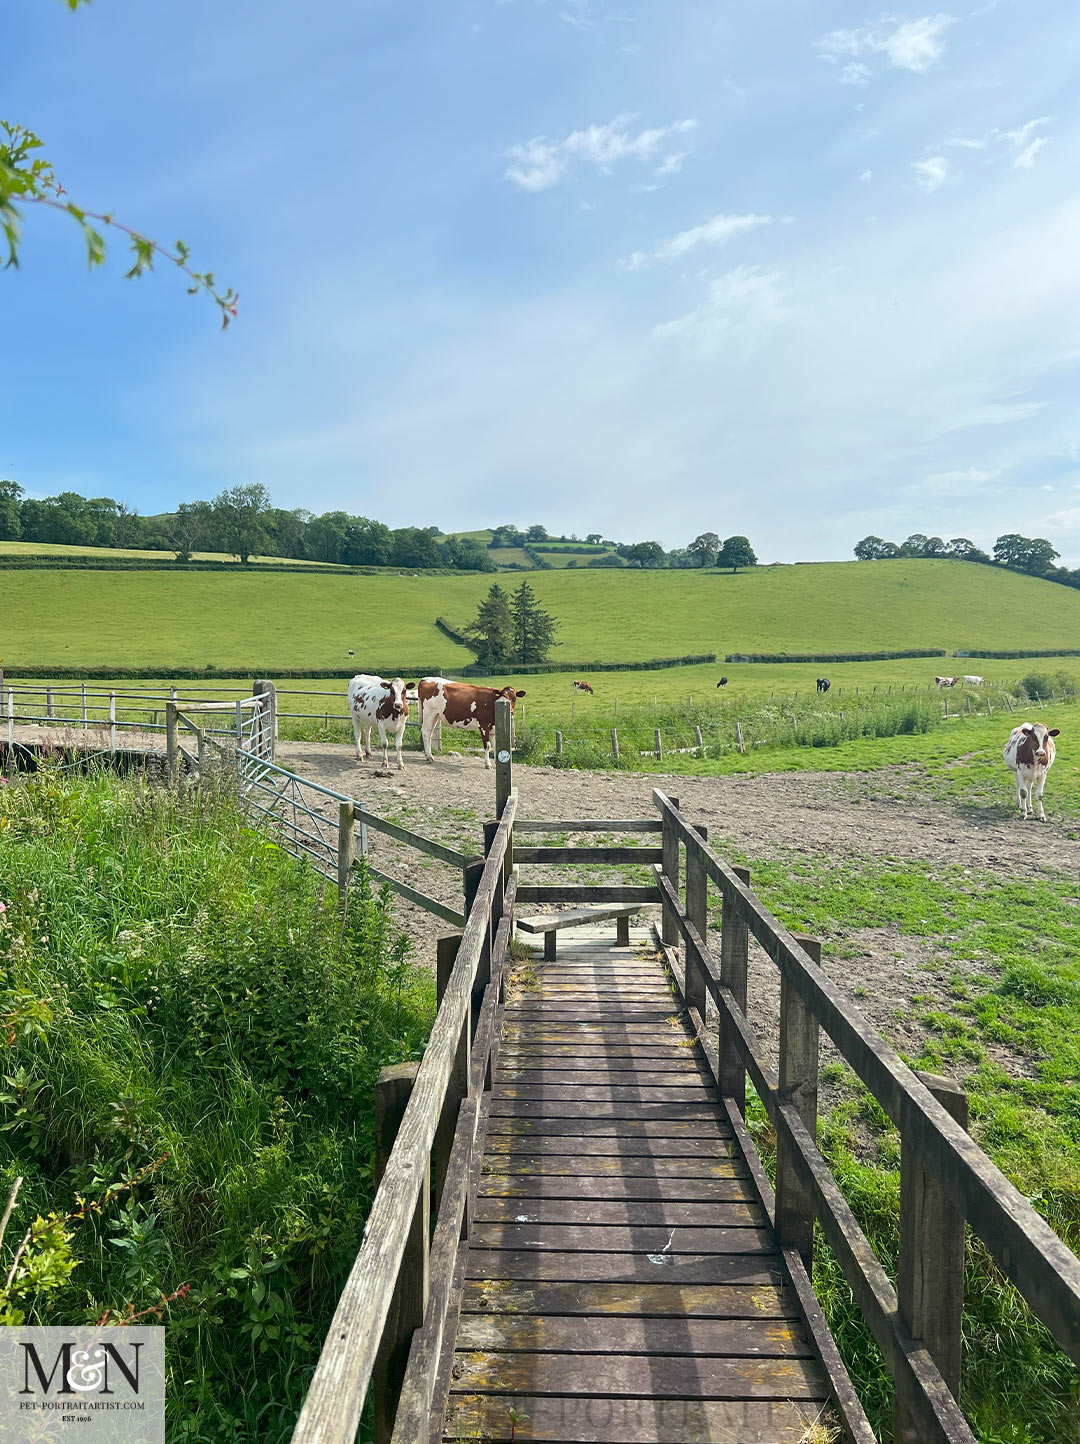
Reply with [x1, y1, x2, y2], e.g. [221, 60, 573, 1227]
[729, 847, 1080, 1442]
[0, 768, 432, 1441]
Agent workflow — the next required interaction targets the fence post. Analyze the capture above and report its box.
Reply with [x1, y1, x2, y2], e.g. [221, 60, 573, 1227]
[337, 801, 356, 904]
[495, 697, 513, 821]
[610, 728, 619, 762]
[433, 933, 470, 1215]
[718, 865, 751, 1112]
[684, 824, 708, 1019]
[775, 935, 821, 1276]
[253, 679, 277, 759]
[5, 688, 12, 746]
[735, 721, 745, 754]
[371, 1062, 429, 1444]
[81, 682, 88, 730]
[660, 795, 680, 946]
[894, 1073, 968, 1443]
[46, 686, 54, 720]
[694, 724, 704, 754]
[654, 728, 662, 760]
[165, 702, 178, 782]
[109, 692, 117, 753]
[555, 730, 563, 757]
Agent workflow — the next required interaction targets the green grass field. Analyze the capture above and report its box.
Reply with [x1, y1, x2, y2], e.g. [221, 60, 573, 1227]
[0, 540, 329, 566]
[4, 558, 1080, 672]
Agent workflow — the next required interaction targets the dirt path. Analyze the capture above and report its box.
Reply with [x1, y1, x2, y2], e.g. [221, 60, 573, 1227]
[276, 742, 1080, 1094]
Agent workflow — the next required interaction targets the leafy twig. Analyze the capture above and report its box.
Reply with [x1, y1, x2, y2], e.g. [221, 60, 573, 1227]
[0, 1177, 23, 1256]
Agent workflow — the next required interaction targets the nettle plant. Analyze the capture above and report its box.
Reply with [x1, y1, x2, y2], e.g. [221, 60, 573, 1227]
[2, 0, 236, 326]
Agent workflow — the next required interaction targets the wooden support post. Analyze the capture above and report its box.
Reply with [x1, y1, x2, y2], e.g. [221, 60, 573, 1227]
[372, 1063, 429, 1444]
[109, 692, 117, 753]
[654, 728, 662, 760]
[433, 934, 469, 1212]
[338, 801, 356, 904]
[735, 721, 745, 754]
[660, 795, 680, 947]
[694, 724, 704, 754]
[894, 1073, 968, 1443]
[775, 934, 821, 1276]
[495, 697, 513, 820]
[544, 930, 557, 961]
[5, 688, 12, 746]
[46, 686, 54, 720]
[555, 730, 563, 756]
[81, 682, 88, 730]
[165, 702, 178, 782]
[616, 913, 630, 947]
[684, 824, 708, 1019]
[718, 864, 750, 1113]
[610, 728, 619, 762]
[253, 679, 277, 759]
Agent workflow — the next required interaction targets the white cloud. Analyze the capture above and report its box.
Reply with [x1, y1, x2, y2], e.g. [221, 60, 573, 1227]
[623, 213, 774, 271]
[913, 155, 950, 192]
[653, 266, 789, 351]
[505, 114, 698, 191]
[944, 117, 1051, 172]
[860, 169, 874, 183]
[917, 465, 1003, 495]
[818, 13, 956, 79]
[1013, 137, 1049, 170]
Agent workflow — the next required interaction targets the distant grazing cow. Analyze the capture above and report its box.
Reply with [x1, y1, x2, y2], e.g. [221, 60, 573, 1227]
[935, 676, 959, 689]
[573, 680, 594, 695]
[418, 678, 525, 769]
[1003, 722, 1060, 821]
[963, 674, 985, 686]
[816, 677, 831, 694]
[347, 674, 415, 771]
[716, 677, 728, 689]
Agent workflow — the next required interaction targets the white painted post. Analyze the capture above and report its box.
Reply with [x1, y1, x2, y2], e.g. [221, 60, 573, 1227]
[46, 686, 54, 720]
[235, 699, 244, 746]
[109, 692, 117, 752]
[6, 688, 13, 745]
[81, 682, 88, 729]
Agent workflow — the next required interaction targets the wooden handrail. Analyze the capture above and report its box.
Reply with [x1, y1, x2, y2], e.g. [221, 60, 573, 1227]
[289, 790, 517, 1444]
[653, 787, 1080, 1368]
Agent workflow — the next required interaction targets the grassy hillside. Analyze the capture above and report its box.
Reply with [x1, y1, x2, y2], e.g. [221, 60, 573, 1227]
[0, 540, 328, 565]
[3, 560, 1080, 671]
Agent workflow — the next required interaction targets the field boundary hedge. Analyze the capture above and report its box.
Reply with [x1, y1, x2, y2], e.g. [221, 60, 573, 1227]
[0, 665, 451, 681]
[957, 648, 1080, 659]
[460, 653, 717, 676]
[0, 557, 488, 577]
[724, 648, 946, 663]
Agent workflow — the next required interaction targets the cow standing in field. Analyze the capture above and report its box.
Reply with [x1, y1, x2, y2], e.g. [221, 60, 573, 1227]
[573, 680, 594, 695]
[963, 675, 985, 686]
[1003, 722, 1060, 821]
[716, 677, 728, 689]
[935, 676, 960, 688]
[816, 677, 831, 694]
[418, 678, 526, 768]
[347, 675, 415, 771]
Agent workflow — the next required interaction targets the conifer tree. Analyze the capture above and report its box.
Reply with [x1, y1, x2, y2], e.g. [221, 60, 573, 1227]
[511, 579, 558, 665]
[465, 583, 514, 667]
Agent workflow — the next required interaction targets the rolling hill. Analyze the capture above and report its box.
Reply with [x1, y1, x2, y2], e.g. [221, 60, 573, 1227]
[2, 559, 1080, 672]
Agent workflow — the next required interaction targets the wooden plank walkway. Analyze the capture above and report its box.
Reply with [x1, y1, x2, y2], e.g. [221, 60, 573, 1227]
[442, 924, 835, 1442]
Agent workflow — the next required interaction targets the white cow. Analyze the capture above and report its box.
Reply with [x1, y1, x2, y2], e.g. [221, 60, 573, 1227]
[347, 675, 415, 771]
[1003, 722, 1060, 821]
[962, 675, 985, 686]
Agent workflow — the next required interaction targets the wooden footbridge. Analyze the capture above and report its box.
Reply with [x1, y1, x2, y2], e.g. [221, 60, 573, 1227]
[11, 688, 1075, 1441]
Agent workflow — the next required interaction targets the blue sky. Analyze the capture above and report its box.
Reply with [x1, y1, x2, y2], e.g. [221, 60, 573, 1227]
[4, 0, 1080, 562]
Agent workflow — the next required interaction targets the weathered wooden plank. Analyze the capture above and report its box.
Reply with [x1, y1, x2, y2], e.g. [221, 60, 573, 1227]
[359, 809, 472, 869]
[516, 904, 646, 934]
[493, 1087, 718, 1107]
[484, 1136, 734, 1159]
[495, 1067, 709, 1085]
[481, 1154, 743, 1177]
[497, 1048, 702, 1065]
[478, 1175, 752, 1202]
[465, 1250, 782, 1284]
[470, 1223, 775, 1254]
[488, 1100, 721, 1121]
[474, 1198, 765, 1228]
[486, 1117, 729, 1138]
[459, 1280, 799, 1319]
[517, 885, 661, 905]
[455, 1314, 813, 1357]
[444, 1395, 836, 1443]
[449, 1351, 826, 1399]
[507, 1006, 680, 1018]
[515, 846, 664, 865]
[514, 818, 662, 833]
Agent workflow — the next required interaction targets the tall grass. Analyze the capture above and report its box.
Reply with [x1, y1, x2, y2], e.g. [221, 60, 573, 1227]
[0, 766, 433, 1441]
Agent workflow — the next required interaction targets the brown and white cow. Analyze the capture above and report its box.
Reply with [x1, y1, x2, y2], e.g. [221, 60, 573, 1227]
[573, 680, 594, 695]
[935, 676, 959, 688]
[418, 678, 525, 768]
[1003, 722, 1060, 821]
[347, 674, 415, 771]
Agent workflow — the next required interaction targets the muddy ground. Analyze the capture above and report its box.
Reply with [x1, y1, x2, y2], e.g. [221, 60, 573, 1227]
[276, 740, 1078, 1091]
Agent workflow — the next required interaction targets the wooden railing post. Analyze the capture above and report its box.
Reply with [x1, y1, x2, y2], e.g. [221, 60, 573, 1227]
[660, 795, 680, 946]
[165, 701, 178, 782]
[433, 934, 469, 1215]
[109, 691, 117, 753]
[718, 864, 750, 1111]
[253, 679, 278, 760]
[775, 934, 821, 1276]
[495, 696, 513, 826]
[372, 1063, 429, 1444]
[684, 824, 709, 1019]
[894, 1072, 968, 1443]
[46, 686, 54, 720]
[338, 801, 356, 904]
